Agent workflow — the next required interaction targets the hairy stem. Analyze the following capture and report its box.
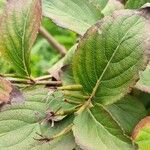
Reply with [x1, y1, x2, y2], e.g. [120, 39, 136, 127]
[63, 91, 89, 99]
[56, 104, 82, 116]
[64, 99, 82, 105]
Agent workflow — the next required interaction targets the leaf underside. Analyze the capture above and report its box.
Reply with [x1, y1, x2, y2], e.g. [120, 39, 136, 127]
[0, 87, 77, 150]
[106, 95, 147, 135]
[42, 0, 105, 35]
[73, 104, 134, 150]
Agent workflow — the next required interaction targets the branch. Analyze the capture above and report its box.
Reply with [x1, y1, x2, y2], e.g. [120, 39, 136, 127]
[134, 83, 150, 94]
[39, 27, 67, 57]
[6, 78, 62, 86]
[0, 73, 27, 78]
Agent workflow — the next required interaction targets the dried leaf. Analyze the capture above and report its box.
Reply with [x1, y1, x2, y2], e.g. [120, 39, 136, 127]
[0, 77, 12, 103]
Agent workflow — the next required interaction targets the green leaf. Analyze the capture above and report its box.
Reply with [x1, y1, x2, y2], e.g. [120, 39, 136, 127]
[23, 87, 76, 119]
[0, 87, 47, 150]
[132, 117, 150, 150]
[30, 116, 78, 150]
[126, 0, 150, 9]
[139, 64, 150, 86]
[0, 0, 42, 77]
[93, 0, 109, 9]
[73, 104, 134, 150]
[0, 77, 12, 103]
[61, 44, 89, 103]
[46, 90, 79, 117]
[73, 11, 150, 105]
[106, 95, 147, 135]
[42, 0, 105, 35]
[0, 87, 77, 150]
[133, 90, 150, 108]
[102, 0, 124, 16]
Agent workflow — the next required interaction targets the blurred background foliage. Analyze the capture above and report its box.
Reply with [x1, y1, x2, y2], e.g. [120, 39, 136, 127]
[0, 17, 77, 77]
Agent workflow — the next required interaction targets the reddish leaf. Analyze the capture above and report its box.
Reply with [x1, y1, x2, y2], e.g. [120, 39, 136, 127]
[0, 0, 42, 77]
[132, 116, 150, 140]
[0, 77, 12, 103]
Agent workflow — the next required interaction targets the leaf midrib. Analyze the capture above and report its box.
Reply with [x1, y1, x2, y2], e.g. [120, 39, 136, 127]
[87, 108, 128, 147]
[21, 1, 33, 77]
[89, 16, 141, 100]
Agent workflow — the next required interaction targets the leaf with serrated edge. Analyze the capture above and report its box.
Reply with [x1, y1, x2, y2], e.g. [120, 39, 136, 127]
[0, 87, 77, 150]
[0, 77, 12, 103]
[0, 0, 42, 77]
[42, 0, 105, 35]
[106, 95, 147, 135]
[73, 104, 134, 150]
[132, 116, 150, 150]
[73, 10, 150, 105]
